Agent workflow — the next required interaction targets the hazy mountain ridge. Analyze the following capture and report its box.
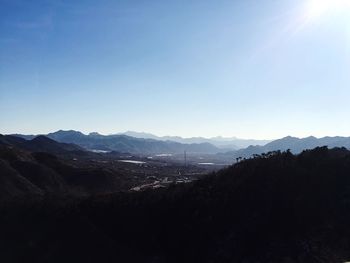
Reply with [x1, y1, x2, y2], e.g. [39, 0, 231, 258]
[13, 130, 222, 154]
[120, 131, 271, 149]
[222, 135, 350, 159]
[11, 131, 350, 160]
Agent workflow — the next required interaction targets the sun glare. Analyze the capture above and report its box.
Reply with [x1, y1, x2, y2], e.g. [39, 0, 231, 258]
[305, 0, 350, 19]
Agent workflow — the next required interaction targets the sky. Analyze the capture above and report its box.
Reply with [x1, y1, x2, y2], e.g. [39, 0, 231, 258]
[1, 0, 350, 139]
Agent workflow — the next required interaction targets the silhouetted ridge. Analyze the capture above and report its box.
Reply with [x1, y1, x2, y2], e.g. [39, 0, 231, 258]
[26, 135, 84, 153]
[32, 135, 56, 143]
[0, 134, 84, 155]
[0, 134, 26, 145]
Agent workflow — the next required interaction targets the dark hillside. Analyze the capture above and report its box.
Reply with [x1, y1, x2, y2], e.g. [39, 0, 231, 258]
[0, 145, 132, 198]
[1, 147, 350, 262]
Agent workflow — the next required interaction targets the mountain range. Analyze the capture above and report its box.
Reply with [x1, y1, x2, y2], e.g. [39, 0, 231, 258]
[119, 131, 271, 149]
[222, 135, 350, 159]
[13, 130, 221, 155]
[11, 130, 350, 159]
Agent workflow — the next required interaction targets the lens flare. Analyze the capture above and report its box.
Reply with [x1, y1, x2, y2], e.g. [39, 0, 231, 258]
[305, 0, 350, 19]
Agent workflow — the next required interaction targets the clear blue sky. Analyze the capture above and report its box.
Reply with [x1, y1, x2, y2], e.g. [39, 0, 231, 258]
[1, 0, 350, 139]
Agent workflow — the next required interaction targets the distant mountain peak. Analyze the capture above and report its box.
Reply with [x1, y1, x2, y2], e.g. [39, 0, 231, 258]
[305, 136, 317, 140]
[53, 130, 84, 135]
[281, 136, 298, 140]
[89, 132, 101, 136]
